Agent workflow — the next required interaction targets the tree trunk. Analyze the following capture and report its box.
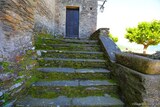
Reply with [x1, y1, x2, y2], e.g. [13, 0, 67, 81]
[143, 45, 148, 54]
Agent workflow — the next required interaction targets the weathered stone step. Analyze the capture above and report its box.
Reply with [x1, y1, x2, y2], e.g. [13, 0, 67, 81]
[36, 44, 101, 51]
[38, 58, 106, 68]
[32, 80, 116, 87]
[16, 95, 124, 107]
[42, 38, 99, 44]
[28, 85, 118, 99]
[39, 50, 104, 59]
[37, 68, 110, 73]
[47, 44, 99, 47]
[36, 71, 110, 81]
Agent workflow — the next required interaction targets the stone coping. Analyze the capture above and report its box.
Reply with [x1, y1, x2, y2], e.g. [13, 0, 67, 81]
[90, 28, 110, 40]
[99, 36, 121, 62]
[115, 52, 160, 74]
[90, 28, 121, 62]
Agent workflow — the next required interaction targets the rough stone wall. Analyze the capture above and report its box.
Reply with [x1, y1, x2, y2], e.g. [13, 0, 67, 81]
[55, 0, 97, 38]
[34, 0, 55, 35]
[0, 0, 36, 61]
[0, 0, 98, 60]
[0, 0, 56, 61]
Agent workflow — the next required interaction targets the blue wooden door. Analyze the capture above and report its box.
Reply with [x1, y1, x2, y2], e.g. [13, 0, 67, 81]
[66, 8, 79, 38]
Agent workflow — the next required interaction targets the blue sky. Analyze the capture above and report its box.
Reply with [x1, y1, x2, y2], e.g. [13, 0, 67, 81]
[97, 0, 160, 53]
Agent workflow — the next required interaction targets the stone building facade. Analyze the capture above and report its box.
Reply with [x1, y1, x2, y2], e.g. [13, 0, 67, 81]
[0, 0, 98, 61]
[55, 0, 97, 38]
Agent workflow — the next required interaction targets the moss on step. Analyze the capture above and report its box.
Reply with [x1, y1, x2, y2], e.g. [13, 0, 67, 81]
[35, 44, 101, 51]
[41, 52, 104, 59]
[38, 60, 107, 68]
[34, 33, 64, 48]
[35, 33, 98, 45]
[1, 50, 39, 106]
[36, 72, 110, 81]
[40, 39, 99, 45]
[28, 86, 118, 99]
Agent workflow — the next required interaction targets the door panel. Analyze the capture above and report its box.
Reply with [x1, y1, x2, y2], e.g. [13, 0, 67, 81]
[66, 8, 79, 38]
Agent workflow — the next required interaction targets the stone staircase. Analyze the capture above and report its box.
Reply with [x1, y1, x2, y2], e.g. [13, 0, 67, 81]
[15, 38, 124, 107]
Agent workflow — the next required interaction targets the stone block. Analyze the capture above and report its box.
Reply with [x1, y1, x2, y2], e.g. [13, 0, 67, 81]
[0, 73, 13, 82]
[115, 52, 160, 74]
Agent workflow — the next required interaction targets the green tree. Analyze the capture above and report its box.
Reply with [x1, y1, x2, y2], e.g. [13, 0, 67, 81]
[125, 20, 160, 54]
[108, 33, 118, 42]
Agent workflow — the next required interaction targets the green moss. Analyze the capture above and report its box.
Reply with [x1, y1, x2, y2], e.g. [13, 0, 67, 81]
[37, 72, 110, 81]
[13, 33, 122, 103]
[0, 62, 14, 73]
[36, 44, 100, 51]
[29, 86, 118, 98]
[41, 52, 104, 59]
[4, 93, 10, 101]
[38, 60, 106, 68]
[34, 33, 64, 47]
[109, 93, 120, 99]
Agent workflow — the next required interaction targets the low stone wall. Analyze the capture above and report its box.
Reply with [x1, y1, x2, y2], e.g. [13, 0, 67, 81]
[110, 62, 160, 107]
[116, 53, 160, 74]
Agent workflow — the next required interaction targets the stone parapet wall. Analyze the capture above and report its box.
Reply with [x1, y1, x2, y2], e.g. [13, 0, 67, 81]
[110, 62, 160, 106]
[91, 28, 120, 62]
[115, 53, 160, 74]
[109, 53, 160, 106]
[94, 29, 160, 106]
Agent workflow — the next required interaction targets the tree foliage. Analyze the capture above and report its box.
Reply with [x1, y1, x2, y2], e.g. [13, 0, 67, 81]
[108, 33, 118, 42]
[125, 20, 160, 54]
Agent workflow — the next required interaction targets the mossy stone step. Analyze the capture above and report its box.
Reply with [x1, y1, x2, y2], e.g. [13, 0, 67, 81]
[42, 38, 99, 44]
[28, 86, 118, 99]
[36, 44, 101, 51]
[37, 68, 110, 73]
[16, 95, 124, 107]
[46, 44, 99, 47]
[36, 72, 110, 81]
[32, 80, 116, 87]
[38, 58, 107, 68]
[40, 50, 104, 59]
[37, 68, 111, 80]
